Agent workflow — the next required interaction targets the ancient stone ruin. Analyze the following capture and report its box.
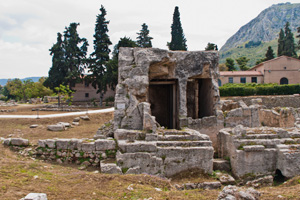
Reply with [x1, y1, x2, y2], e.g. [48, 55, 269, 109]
[111, 47, 219, 176]
[3, 47, 300, 185]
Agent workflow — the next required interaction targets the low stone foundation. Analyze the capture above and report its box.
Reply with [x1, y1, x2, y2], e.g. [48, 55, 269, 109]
[2, 128, 214, 178]
[217, 125, 300, 178]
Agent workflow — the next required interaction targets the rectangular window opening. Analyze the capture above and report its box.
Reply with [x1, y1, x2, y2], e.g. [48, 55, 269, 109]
[240, 77, 246, 83]
[251, 77, 257, 83]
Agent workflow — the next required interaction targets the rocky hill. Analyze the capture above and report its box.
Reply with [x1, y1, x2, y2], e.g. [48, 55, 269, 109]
[220, 2, 300, 66]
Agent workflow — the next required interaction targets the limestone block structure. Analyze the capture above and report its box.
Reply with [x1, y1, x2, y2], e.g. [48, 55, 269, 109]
[112, 47, 219, 177]
[114, 47, 220, 131]
[217, 125, 300, 178]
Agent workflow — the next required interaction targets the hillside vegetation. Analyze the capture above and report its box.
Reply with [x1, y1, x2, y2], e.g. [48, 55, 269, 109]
[220, 2, 300, 67]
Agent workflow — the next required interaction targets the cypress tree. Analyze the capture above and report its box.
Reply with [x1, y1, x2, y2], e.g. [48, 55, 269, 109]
[283, 22, 297, 57]
[88, 5, 112, 106]
[168, 6, 187, 51]
[136, 23, 153, 48]
[265, 46, 275, 61]
[63, 23, 89, 88]
[44, 33, 67, 89]
[277, 29, 285, 57]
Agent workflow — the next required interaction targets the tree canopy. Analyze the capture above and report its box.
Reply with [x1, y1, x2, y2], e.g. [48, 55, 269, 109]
[225, 58, 236, 71]
[45, 23, 88, 90]
[205, 43, 218, 51]
[236, 57, 250, 71]
[105, 37, 138, 91]
[87, 5, 112, 105]
[265, 46, 275, 61]
[277, 22, 297, 57]
[136, 23, 153, 48]
[4, 78, 53, 101]
[168, 6, 187, 51]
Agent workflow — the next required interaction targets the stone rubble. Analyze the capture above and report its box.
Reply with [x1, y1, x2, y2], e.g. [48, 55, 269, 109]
[217, 185, 260, 200]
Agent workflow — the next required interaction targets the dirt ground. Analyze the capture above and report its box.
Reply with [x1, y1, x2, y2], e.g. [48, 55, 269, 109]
[0, 105, 300, 199]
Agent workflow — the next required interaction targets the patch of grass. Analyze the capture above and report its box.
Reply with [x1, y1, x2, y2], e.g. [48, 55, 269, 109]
[122, 167, 129, 174]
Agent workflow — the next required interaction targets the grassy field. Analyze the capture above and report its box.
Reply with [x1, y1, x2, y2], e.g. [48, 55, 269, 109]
[0, 105, 300, 199]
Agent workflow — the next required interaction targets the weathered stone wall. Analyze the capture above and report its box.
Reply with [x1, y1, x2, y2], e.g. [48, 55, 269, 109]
[3, 138, 117, 168]
[224, 95, 300, 109]
[114, 47, 219, 131]
[217, 126, 300, 178]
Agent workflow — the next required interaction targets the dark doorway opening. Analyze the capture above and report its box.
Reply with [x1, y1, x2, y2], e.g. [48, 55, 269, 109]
[280, 77, 289, 85]
[198, 79, 214, 118]
[187, 78, 214, 119]
[149, 81, 177, 129]
[273, 169, 287, 185]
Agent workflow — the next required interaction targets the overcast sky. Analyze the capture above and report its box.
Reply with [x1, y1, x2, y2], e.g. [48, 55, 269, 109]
[0, 0, 299, 79]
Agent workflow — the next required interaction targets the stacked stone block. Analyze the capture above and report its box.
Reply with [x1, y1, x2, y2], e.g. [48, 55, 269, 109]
[218, 125, 300, 178]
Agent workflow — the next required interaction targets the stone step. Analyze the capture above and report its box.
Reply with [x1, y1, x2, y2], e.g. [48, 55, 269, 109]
[118, 140, 157, 153]
[234, 138, 300, 149]
[157, 141, 212, 147]
[158, 130, 190, 136]
[157, 135, 204, 141]
[242, 134, 278, 140]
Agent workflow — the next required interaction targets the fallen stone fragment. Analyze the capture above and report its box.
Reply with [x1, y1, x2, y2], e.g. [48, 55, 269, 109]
[57, 122, 70, 127]
[218, 185, 260, 200]
[101, 163, 122, 174]
[218, 174, 236, 185]
[246, 175, 273, 188]
[30, 124, 38, 128]
[24, 193, 48, 200]
[11, 138, 29, 146]
[177, 182, 221, 190]
[73, 117, 80, 122]
[47, 124, 65, 131]
[72, 122, 79, 126]
[80, 115, 90, 121]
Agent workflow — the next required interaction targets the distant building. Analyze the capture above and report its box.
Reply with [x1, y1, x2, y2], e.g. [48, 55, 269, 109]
[72, 79, 115, 102]
[219, 56, 300, 86]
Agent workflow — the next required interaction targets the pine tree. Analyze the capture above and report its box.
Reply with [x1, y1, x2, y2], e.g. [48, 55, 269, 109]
[265, 46, 275, 61]
[168, 6, 187, 51]
[283, 22, 297, 57]
[277, 29, 285, 56]
[44, 33, 67, 89]
[63, 23, 89, 88]
[225, 58, 236, 71]
[136, 23, 153, 48]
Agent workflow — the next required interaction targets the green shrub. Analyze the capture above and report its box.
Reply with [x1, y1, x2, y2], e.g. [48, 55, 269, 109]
[220, 83, 300, 97]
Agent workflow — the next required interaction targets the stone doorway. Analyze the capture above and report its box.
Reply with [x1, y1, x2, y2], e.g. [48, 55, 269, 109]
[149, 81, 177, 129]
[187, 78, 214, 119]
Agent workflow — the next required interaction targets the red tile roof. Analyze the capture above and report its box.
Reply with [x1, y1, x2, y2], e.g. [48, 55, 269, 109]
[220, 71, 263, 76]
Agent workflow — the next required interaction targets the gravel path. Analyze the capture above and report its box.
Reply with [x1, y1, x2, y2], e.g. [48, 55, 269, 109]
[0, 107, 114, 119]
